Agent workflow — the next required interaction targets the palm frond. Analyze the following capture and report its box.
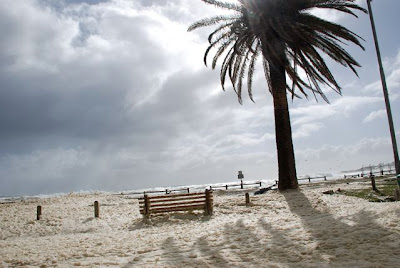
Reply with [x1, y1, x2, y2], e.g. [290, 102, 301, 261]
[262, 58, 272, 95]
[201, 0, 242, 12]
[188, 15, 235, 32]
[210, 36, 236, 68]
[247, 41, 261, 102]
[313, 0, 367, 17]
[189, 0, 365, 103]
[208, 21, 236, 43]
[220, 46, 236, 91]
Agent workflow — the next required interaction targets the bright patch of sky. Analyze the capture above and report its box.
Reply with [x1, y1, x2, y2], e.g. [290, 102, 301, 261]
[0, 0, 399, 196]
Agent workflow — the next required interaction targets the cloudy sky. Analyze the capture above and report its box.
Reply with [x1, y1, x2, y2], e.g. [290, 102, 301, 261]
[1, 0, 399, 196]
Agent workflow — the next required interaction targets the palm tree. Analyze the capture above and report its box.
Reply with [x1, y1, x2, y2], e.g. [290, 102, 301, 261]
[188, 0, 366, 190]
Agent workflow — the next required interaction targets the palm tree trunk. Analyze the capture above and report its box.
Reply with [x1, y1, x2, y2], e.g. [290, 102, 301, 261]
[265, 42, 298, 190]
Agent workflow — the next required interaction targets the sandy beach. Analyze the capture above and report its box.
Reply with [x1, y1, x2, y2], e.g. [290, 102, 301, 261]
[1, 180, 399, 267]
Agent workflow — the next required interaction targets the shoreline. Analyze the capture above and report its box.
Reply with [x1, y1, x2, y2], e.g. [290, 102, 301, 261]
[3, 172, 395, 202]
[1, 173, 396, 206]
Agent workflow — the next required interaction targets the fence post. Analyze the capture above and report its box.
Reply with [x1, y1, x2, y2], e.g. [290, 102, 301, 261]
[394, 188, 400, 201]
[144, 194, 150, 217]
[36, 205, 42, 220]
[370, 175, 378, 192]
[394, 175, 400, 200]
[94, 201, 99, 218]
[245, 193, 250, 206]
[205, 189, 213, 215]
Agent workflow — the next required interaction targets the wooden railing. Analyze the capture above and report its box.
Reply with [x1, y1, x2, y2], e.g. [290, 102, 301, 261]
[139, 190, 213, 217]
[126, 181, 264, 196]
[141, 188, 190, 195]
[343, 170, 396, 179]
[298, 176, 327, 183]
[209, 181, 262, 190]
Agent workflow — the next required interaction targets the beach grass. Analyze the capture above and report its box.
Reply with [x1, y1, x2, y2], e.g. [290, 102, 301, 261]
[337, 175, 398, 202]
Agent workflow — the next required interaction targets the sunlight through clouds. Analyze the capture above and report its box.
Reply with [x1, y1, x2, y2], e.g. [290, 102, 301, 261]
[0, 0, 398, 195]
[363, 109, 386, 123]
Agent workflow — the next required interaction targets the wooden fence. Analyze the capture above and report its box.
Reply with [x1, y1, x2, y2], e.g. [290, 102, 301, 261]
[139, 190, 213, 217]
[298, 176, 327, 183]
[343, 170, 396, 179]
[126, 181, 263, 196]
[209, 181, 262, 190]
[142, 188, 190, 195]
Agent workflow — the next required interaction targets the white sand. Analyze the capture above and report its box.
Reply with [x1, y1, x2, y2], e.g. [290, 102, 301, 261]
[1, 181, 399, 267]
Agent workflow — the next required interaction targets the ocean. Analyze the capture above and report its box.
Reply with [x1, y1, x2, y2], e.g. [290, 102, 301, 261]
[1, 167, 396, 203]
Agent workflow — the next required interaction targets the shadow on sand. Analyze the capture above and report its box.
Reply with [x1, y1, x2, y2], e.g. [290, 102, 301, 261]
[125, 190, 399, 267]
[280, 190, 398, 266]
[128, 212, 212, 231]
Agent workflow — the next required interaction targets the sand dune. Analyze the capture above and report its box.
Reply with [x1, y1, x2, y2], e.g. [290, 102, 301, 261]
[1, 181, 399, 267]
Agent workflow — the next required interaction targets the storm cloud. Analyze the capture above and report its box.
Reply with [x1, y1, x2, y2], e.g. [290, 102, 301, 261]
[1, 0, 399, 196]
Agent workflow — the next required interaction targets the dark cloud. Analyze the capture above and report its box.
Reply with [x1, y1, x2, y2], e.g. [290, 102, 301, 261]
[0, 0, 399, 196]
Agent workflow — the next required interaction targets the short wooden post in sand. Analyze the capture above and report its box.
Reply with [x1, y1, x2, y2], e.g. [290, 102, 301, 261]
[370, 175, 378, 192]
[205, 189, 213, 215]
[245, 193, 250, 206]
[394, 188, 400, 201]
[144, 194, 150, 217]
[94, 201, 99, 218]
[394, 176, 400, 201]
[36, 205, 42, 220]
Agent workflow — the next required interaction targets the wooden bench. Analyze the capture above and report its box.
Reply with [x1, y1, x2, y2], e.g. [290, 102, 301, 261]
[139, 190, 213, 217]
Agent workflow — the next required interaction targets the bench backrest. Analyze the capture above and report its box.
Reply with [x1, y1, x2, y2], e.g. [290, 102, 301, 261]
[139, 190, 213, 216]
